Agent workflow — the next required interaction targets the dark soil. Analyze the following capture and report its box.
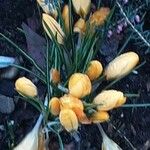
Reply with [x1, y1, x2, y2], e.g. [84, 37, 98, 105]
[0, 0, 150, 150]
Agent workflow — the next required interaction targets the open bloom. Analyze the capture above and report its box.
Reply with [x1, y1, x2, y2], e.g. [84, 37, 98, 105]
[91, 111, 109, 123]
[93, 90, 126, 111]
[62, 5, 70, 33]
[74, 18, 86, 34]
[42, 13, 65, 44]
[15, 77, 37, 97]
[59, 109, 78, 132]
[90, 7, 110, 26]
[72, 0, 91, 18]
[105, 51, 139, 80]
[60, 94, 84, 110]
[49, 97, 60, 116]
[68, 73, 92, 98]
[60, 94, 90, 124]
[86, 60, 103, 81]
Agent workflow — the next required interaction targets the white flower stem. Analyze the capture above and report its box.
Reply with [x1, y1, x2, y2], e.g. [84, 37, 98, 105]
[96, 123, 107, 139]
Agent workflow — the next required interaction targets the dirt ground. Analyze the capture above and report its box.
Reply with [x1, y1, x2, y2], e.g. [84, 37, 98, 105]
[0, 0, 150, 150]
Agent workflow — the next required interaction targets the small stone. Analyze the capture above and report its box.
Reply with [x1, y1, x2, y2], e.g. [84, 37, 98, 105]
[0, 94, 15, 114]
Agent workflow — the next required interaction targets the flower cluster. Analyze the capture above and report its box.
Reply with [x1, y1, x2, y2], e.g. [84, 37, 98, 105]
[12, 0, 142, 149]
[15, 50, 139, 132]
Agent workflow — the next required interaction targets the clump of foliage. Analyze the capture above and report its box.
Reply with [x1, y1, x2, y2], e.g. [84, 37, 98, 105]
[0, 0, 150, 149]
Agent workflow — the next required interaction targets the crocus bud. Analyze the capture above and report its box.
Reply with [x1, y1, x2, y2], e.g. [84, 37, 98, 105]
[123, 0, 128, 4]
[93, 90, 126, 111]
[72, 0, 91, 18]
[91, 111, 109, 123]
[15, 77, 37, 97]
[50, 68, 60, 84]
[60, 94, 84, 110]
[105, 52, 139, 80]
[86, 60, 103, 81]
[49, 97, 60, 116]
[90, 7, 110, 26]
[59, 109, 78, 132]
[107, 30, 113, 38]
[135, 15, 140, 23]
[42, 13, 65, 44]
[74, 18, 86, 34]
[117, 24, 123, 32]
[68, 73, 92, 98]
[62, 5, 70, 33]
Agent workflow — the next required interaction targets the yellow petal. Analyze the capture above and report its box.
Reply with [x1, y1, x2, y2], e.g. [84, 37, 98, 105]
[93, 90, 125, 111]
[59, 109, 78, 132]
[68, 73, 92, 98]
[91, 111, 109, 123]
[86, 60, 103, 81]
[15, 77, 37, 97]
[62, 5, 70, 33]
[42, 13, 65, 44]
[105, 52, 139, 80]
[49, 97, 60, 116]
[73, 107, 91, 124]
[115, 97, 126, 108]
[72, 0, 91, 18]
[60, 94, 84, 110]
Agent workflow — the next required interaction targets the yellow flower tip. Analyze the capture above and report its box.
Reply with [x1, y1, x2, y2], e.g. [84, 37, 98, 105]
[42, 13, 65, 44]
[90, 7, 110, 26]
[49, 97, 60, 116]
[93, 90, 125, 111]
[86, 60, 103, 81]
[115, 97, 126, 108]
[50, 68, 60, 84]
[60, 94, 84, 111]
[59, 109, 78, 132]
[62, 5, 70, 33]
[73, 18, 86, 34]
[72, 107, 91, 124]
[105, 51, 139, 80]
[68, 73, 92, 98]
[15, 77, 37, 97]
[91, 111, 109, 123]
[72, 0, 91, 18]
